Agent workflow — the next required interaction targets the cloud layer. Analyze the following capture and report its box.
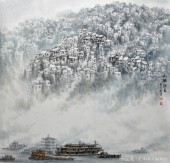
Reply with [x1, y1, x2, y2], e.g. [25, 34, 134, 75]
[0, 72, 170, 154]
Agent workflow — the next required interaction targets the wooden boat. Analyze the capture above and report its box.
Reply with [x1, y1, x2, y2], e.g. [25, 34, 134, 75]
[29, 149, 74, 160]
[0, 155, 15, 161]
[98, 152, 121, 158]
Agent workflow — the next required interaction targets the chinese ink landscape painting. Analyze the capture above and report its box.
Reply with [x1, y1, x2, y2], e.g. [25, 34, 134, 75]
[0, 0, 170, 162]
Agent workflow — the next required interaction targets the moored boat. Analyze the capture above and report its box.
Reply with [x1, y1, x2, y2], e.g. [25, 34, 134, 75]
[98, 152, 121, 159]
[29, 149, 74, 160]
[0, 155, 15, 161]
[2, 140, 26, 150]
[56, 141, 103, 156]
[131, 147, 148, 154]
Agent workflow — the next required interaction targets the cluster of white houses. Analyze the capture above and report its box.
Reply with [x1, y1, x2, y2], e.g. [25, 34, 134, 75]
[25, 28, 170, 96]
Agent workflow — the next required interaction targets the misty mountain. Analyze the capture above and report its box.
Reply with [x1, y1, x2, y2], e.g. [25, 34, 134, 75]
[18, 2, 170, 98]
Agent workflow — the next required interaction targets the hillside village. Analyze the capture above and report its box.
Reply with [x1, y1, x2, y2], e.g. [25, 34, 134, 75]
[25, 30, 170, 96]
[1, 2, 170, 96]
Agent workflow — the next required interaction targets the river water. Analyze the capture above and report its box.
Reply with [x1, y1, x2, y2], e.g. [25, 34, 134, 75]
[0, 150, 169, 163]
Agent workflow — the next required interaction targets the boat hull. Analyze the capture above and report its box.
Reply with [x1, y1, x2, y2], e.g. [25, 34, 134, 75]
[29, 156, 74, 160]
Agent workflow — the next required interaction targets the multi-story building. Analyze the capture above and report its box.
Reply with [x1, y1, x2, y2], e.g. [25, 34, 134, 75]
[41, 135, 57, 154]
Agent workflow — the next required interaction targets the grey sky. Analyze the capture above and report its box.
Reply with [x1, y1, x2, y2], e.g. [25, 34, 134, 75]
[0, 0, 170, 28]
